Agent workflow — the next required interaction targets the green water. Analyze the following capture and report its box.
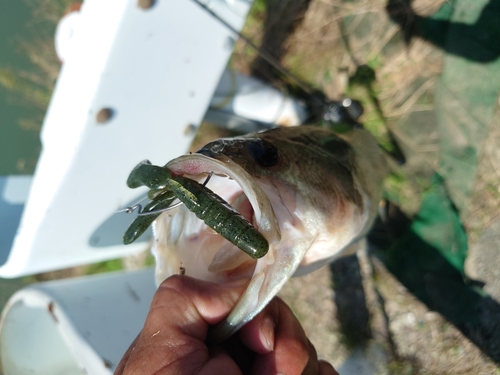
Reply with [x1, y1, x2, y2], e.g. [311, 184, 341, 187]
[0, 1, 43, 175]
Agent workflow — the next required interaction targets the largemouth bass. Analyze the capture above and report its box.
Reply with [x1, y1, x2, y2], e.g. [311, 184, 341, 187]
[135, 125, 387, 341]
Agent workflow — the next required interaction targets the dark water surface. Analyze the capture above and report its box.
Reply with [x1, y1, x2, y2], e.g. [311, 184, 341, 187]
[0, 1, 43, 175]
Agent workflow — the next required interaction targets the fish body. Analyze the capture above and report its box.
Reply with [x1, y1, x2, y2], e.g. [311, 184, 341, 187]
[151, 126, 387, 340]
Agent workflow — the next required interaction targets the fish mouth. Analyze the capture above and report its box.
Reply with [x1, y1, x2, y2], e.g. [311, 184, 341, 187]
[153, 153, 281, 288]
[165, 153, 281, 246]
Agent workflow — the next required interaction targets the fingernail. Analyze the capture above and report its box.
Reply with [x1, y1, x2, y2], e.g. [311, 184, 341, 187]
[260, 315, 275, 351]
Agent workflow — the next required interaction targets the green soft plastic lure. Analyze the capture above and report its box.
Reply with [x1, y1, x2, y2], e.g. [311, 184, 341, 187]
[123, 160, 268, 259]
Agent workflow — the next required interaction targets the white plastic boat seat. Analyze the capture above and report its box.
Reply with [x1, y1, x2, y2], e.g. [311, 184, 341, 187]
[0, 268, 156, 375]
[0, 0, 253, 278]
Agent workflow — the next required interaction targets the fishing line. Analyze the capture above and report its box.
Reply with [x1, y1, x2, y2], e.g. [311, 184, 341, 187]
[136, 201, 183, 216]
[189, 0, 324, 107]
[116, 195, 149, 214]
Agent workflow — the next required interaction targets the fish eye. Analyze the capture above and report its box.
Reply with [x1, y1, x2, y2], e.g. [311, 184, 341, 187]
[247, 139, 278, 167]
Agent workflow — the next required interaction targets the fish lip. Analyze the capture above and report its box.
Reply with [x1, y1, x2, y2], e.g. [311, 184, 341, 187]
[165, 153, 281, 245]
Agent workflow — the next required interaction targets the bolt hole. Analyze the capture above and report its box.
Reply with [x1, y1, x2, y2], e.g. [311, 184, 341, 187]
[96, 108, 115, 124]
[184, 124, 197, 136]
[138, 0, 156, 10]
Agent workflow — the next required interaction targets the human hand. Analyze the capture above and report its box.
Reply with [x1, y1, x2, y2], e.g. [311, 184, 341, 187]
[114, 275, 337, 375]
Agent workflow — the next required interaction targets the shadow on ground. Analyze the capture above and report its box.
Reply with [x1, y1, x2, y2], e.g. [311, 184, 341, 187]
[386, 0, 500, 63]
[250, 0, 312, 81]
[367, 198, 500, 363]
[329, 197, 500, 366]
[330, 254, 372, 346]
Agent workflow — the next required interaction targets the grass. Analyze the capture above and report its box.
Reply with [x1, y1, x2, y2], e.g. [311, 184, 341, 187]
[0, 0, 66, 135]
[85, 259, 124, 275]
[229, 0, 266, 74]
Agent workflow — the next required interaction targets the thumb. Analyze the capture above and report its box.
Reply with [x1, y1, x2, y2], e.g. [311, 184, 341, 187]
[115, 275, 245, 375]
[148, 275, 245, 339]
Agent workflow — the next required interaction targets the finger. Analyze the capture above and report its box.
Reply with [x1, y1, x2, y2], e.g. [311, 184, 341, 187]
[198, 347, 242, 375]
[145, 275, 245, 339]
[114, 334, 140, 375]
[217, 334, 256, 375]
[238, 300, 278, 354]
[245, 297, 335, 375]
[115, 275, 245, 375]
[301, 338, 321, 375]
[251, 297, 310, 374]
[319, 360, 339, 375]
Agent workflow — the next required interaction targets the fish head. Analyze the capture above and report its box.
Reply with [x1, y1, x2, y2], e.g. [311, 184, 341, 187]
[153, 126, 386, 340]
